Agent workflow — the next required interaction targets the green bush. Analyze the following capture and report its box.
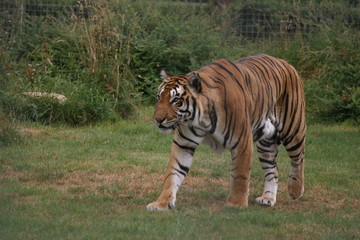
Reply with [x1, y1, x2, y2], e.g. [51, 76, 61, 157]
[0, 79, 117, 126]
[260, 3, 360, 124]
[297, 23, 360, 124]
[128, 1, 236, 101]
[1, 0, 359, 124]
[1, 0, 136, 124]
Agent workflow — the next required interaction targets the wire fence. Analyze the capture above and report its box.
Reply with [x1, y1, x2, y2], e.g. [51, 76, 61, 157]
[1, 1, 359, 123]
[1, 0, 360, 43]
[226, 3, 360, 41]
[0, 0, 80, 43]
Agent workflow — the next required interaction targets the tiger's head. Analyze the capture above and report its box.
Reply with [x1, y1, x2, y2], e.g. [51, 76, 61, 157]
[153, 70, 202, 133]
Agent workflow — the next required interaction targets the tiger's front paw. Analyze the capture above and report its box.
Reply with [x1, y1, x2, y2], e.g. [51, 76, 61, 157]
[255, 196, 276, 207]
[146, 200, 175, 211]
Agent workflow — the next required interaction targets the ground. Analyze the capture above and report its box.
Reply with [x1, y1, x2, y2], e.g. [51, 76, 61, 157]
[1, 108, 359, 239]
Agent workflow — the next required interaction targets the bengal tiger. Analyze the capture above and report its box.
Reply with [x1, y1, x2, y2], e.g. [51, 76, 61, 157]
[146, 54, 306, 211]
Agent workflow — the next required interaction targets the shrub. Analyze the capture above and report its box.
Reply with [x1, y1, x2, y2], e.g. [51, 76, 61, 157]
[128, 1, 236, 101]
[1, 0, 136, 124]
[259, 3, 360, 124]
[1, 0, 359, 124]
[0, 78, 117, 126]
[297, 23, 360, 124]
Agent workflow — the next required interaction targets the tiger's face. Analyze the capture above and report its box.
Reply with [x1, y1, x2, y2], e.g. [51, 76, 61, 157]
[153, 71, 198, 134]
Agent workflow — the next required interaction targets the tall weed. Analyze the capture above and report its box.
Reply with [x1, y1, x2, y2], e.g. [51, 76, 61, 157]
[1, 0, 136, 124]
[1, 0, 359, 124]
[298, 24, 360, 123]
[0, 109, 21, 147]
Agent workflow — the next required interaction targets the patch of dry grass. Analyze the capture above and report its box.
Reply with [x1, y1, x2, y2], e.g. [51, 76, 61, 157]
[1, 119, 359, 239]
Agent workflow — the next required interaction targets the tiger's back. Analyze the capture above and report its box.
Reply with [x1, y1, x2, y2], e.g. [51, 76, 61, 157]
[196, 54, 305, 151]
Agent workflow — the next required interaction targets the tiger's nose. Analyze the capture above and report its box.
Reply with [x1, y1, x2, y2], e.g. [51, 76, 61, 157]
[154, 117, 165, 125]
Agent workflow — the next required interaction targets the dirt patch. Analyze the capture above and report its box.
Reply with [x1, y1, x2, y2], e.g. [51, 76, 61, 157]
[2, 163, 358, 216]
[19, 128, 44, 137]
[0, 166, 28, 180]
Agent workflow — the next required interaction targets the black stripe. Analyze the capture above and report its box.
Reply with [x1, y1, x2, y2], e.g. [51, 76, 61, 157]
[259, 157, 276, 165]
[282, 105, 298, 142]
[289, 152, 301, 159]
[253, 125, 265, 142]
[258, 139, 272, 148]
[172, 167, 187, 177]
[201, 77, 220, 89]
[286, 136, 305, 152]
[262, 165, 276, 170]
[189, 126, 206, 137]
[209, 104, 218, 134]
[283, 104, 305, 146]
[231, 125, 246, 150]
[228, 112, 237, 147]
[283, 119, 302, 146]
[190, 96, 197, 121]
[207, 74, 228, 133]
[173, 140, 195, 154]
[210, 62, 246, 94]
[231, 137, 241, 151]
[256, 145, 271, 153]
[175, 157, 190, 174]
[177, 129, 199, 146]
[267, 176, 278, 181]
[291, 158, 304, 167]
[265, 172, 275, 178]
[279, 94, 289, 133]
[223, 112, 233, 147]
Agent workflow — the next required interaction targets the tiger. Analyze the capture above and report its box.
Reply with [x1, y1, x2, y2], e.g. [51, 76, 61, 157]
[146, 54, 306, 211]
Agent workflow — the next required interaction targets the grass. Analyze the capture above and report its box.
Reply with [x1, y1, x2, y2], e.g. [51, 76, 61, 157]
[0, 107, 359, 240]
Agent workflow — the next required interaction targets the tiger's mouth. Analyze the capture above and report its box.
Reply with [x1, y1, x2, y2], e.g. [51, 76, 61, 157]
[158, 124, 177, 134]
[159, 126, 175, 133]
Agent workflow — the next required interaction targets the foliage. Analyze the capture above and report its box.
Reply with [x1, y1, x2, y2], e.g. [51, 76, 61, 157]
[1, 0, 359, 124]
[252, 1, 360, 124]
[1, 0, 136, 125]
[125, 1, 240, 101]
[297, 23, 360, 123]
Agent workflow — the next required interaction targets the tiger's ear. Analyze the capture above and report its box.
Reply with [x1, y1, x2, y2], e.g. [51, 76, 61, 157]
[189, 73, 202, 93]
[160, 70, 171, 80]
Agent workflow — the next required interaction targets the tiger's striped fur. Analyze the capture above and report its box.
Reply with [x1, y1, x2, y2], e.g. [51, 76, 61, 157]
[147, 54, 306, 210]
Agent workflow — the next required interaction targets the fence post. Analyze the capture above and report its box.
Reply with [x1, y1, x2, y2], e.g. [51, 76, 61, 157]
[19, 0, 24, 38]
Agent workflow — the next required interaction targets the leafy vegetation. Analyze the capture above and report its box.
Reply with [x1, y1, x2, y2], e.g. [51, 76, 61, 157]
[0, 0, 359, 126]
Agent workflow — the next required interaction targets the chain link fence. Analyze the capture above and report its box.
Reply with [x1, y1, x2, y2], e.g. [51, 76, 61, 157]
[0, 0, 81, 43]
[1, 0, 360, 43]
[1, 0, 359, 123]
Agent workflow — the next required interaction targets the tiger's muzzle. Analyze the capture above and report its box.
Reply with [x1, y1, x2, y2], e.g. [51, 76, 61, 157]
[154, 117, 179, 133]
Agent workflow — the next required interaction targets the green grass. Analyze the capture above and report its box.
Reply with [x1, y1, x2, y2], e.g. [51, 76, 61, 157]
[1, 107, 359, 240]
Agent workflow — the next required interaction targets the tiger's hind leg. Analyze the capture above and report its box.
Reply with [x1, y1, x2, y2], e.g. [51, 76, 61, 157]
[280, 106, 306, 200]
[283, 130, 306, 200]
[255, 120, 281, 207]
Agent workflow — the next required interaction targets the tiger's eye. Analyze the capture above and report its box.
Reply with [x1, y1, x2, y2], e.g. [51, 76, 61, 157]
[171, 97, 180, 104]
